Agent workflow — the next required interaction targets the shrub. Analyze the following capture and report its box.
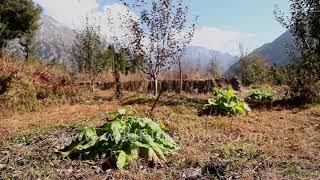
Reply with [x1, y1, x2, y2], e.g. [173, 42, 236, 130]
[0, 60, 81, 116]
[58, 109, 180, 170]
[246, 89, 273, 101]
[201, 87, 250, 116]
[245, 89, 274, 109]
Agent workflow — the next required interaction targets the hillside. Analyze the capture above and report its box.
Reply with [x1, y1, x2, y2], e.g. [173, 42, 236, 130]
[8, 15, 75, 67]
[250, 30, 298, 65]
[34, 15, 75, 65]
[226, 30, 299, 75]
[184, 46, 238, 72]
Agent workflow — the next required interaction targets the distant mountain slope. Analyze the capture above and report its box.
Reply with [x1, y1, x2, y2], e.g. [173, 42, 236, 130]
[250, 30, 297, 65]
[8, 15, 75, 66]
[226, 30, 299, 75]
[9, 15, 237, 72]
[184, 46, 238, 72]
[34, 15, 75, 65]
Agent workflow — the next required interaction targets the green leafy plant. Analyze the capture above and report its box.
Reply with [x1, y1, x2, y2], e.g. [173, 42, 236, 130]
[246, 89, 273, 101]
[58, 109, 180, 170]
[245, 89, 274, 108]
[201, 87, 250, 116]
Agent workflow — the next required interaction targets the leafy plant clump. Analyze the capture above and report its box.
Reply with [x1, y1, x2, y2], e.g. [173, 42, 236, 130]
[200, 87, 250, 116]
[58, 109, 180, 170]
[245, 89, 274, 108]
[246, 89, 273, 101]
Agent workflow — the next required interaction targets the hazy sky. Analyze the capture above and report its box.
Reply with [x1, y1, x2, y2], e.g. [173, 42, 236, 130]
[35, 0, 291, 55]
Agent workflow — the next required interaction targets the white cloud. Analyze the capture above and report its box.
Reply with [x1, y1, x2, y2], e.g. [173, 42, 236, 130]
[192, 26, 256, 55]
[35, 1, 133, 42]
[35, 0, 98, 27]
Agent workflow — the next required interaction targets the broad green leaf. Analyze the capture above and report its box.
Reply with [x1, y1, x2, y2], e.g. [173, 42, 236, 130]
[134, 141, 150, 148]
[224, 101, 236, 108]
[226, 89, 234, 98]
[204, 87, 250, 116]
[159, 122, 166, 130]
[127, 133, 140, 142]
[208, 99, 217, 105]
[58, 109, 180, 170]
[145, 120, 162, 132]
[147, 148, 159, 162]
[150, 142, 166, 161]
[76, 138, 98, 150]
[127, 149, 139, 162]
[78, 128, 97, 141]
[111, 121, 123, 144]
[116, 151, 127, 170]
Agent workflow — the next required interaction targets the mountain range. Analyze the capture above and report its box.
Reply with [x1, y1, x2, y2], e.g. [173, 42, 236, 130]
[8, 15, 238, 72]
[184, 46, 238, 72]
[225, 30, 298, 75]
[249, 30, 297, 65]
[8, 15, 74, 67]
[8, 15, 297, 73]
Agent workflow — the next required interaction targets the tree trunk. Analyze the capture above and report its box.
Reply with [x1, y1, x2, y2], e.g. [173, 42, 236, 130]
[90, 78, 95, 92]
[154, 77, 158, 96]
[89, 69, 95, 92]
[20, 38, 32, 62]
[150, 88, 164, 115]
[25, 45, 30, 61]
[178, 61, 182, 93]
[114, 51, 122, 100]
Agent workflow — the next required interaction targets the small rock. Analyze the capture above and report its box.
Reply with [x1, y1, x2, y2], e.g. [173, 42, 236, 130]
[244, 104, 252, 112]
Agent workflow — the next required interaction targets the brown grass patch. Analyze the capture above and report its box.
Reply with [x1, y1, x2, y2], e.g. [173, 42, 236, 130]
[0, 91, 319, 179]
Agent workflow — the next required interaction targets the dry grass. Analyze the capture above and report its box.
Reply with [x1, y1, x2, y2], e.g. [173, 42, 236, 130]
[0, 91, 320, 179]
[0, 58, 87, 118]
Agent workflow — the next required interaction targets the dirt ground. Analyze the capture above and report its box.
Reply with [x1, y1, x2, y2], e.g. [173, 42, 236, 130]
[0, 91, 320, 179]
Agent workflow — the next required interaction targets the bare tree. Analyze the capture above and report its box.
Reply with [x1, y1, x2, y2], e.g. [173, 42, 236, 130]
[123, 0, 196, 95]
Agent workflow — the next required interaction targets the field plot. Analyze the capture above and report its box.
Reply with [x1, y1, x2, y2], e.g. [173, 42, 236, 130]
[1, 91, 319, 179]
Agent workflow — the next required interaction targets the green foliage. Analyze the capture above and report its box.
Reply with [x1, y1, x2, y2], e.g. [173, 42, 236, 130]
[0, 0, 42, 49]
[275, 0, 320, 101]
[71, 19, 108, 92]
[244, 89, 274, 109]
[268, 64, 286, 86]
[230, 55, 270, 86]
[59, 109, 180, 170]
[72, 21, 108, 74]
[246, 89, 273, 101]
[108, 46, 128, 99]
[201, 87, 250, 116]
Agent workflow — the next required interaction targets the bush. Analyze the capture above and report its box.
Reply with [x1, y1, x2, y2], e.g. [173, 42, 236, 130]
[246, 89, 273, 101]
[245, 89, 274, 109]
[200, 87, 250, 116]
[0, 60, 81, 116]
[59, 109, 180, 170]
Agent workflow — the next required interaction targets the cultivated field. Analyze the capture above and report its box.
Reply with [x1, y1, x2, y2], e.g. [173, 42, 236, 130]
[1, 90, 319, 179]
